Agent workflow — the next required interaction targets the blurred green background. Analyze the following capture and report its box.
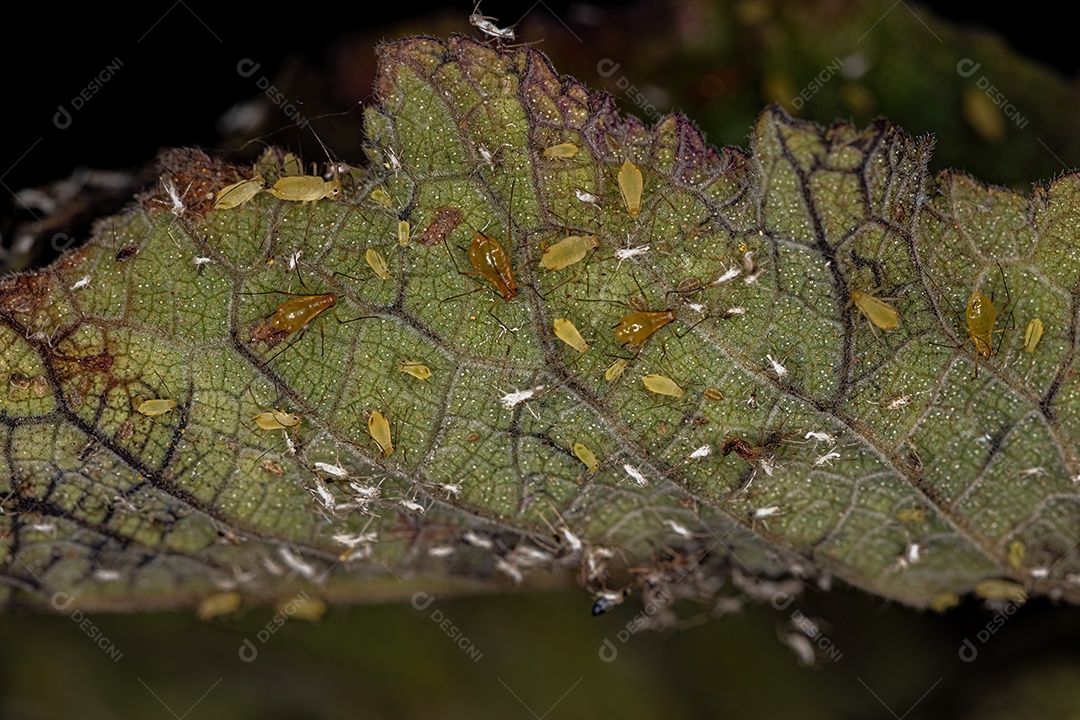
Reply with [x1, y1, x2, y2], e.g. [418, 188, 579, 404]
[3, 1, 1080, 717]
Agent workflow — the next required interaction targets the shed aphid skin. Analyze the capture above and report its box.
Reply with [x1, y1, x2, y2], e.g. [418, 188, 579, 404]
[604, 358, 628, 381]
[1023, 318, 1044, 353]
[368, 410, 394, 457]
[137, 398, 177, 417]
[573, 443, 600, 474]
[397, 220, 411, 247]
[540, 234, 599, 271]
[614, 310, 675, 345]
[469, 230, 518, 300]
[398, 361, 432, 380]
[642, 374, 684, 398]
[851, 289, 898, 331]
[313, 461, 349, 479]
[554, 318, 590, 353]
[622, 464, 649, 487]
[214, 174, 264, 209]
[543, 142, 579, 159]
[617, 160, 644, 218]
[365, 248, 392, 280]
[469, 1, 515, 43]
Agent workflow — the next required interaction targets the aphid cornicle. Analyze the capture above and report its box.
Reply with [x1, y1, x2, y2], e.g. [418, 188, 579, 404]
[613, 310, 675, 345]
[469, 231, 518, 300]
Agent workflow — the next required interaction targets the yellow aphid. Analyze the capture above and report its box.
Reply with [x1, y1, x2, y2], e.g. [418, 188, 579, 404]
[540, 234, 599, 271]
[137, 398, 177, 417]
[1008, 541, 1025, 570]
[370, 187, 393, 208]
[398, 220, 411, 247]
[197, 592, 242, 621]
[275, 595, 326, 621]
[573, 443, 599, 473]
[1023, 318, 1044, 353]
[617, 160, 643, 218]
[253, 409, 301, 431]
[366, 248, 391, 280]
[851, 290, 898, 330]
[703, 387, 724, 402]
[368, 410, 393, 456]
[604, 359, 628, 381]
[930, 592, 960, 613]
[896, 508, 926, 523]
[554, 318, 589, 353]
[642, 374, 684, 398]
[399, 361, 432, 380]
[543, 142, 579, 158]
[215, 175, 264, 209]
[974, 579, 1026, 604]
[270, 175, 342, 204]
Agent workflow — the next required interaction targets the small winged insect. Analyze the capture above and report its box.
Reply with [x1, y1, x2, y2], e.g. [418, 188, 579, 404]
[468, 1, 515, 43]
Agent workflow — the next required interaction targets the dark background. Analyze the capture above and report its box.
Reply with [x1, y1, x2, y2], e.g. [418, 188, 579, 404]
[2, 2, 1079, 718]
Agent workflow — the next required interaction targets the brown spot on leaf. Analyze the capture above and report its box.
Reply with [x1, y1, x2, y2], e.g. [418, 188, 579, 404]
[418, 207, 464, 247]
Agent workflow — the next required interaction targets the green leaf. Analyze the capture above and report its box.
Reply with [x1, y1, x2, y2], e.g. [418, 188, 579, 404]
[1, 35, 1077, 615]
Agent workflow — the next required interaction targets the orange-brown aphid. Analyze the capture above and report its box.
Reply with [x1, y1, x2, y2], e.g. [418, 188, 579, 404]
[469, 232, 517, 301]
[250, 293, 336, 346]
[613, 310, 675, 345]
